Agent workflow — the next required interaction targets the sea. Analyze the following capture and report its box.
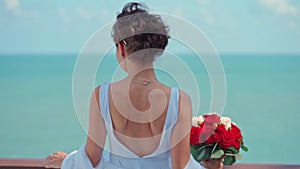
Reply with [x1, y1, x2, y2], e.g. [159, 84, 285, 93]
[0, 53, 300, 165]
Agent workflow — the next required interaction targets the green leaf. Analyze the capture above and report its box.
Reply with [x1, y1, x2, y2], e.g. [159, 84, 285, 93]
[225, 153, 242, 160]
[190, 146, 201, 161]
[197, 148, 206, 161]
[190, 145, 213, 162]
[241, 145, 248, 152]
[211, 149, 224, 159]
[224, 146, 239, 154]
[223, 155, 236, 165]
[190, 146, 199, 155]
[190, 145, 210, 162]
[203, 147, 212, 160]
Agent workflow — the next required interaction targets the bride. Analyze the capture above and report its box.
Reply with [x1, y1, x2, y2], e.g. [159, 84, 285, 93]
[44, 2, 223, 169]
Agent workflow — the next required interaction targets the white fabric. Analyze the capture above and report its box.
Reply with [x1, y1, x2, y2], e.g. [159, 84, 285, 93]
[61, 83, 204, 168]
[61, 146, 121, 169]
[61, 146, 204, 169]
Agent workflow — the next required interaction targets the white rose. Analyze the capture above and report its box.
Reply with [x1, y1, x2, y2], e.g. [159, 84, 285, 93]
[220, 116, 232, 130]
[192, 116, 204, 126]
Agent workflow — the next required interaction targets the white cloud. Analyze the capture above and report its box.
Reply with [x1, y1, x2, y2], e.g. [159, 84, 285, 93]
[4, 0, 38, 17]
[5, 0, 19, 10]
[4, 0, 22, 16]
[260, 0, 299, 16]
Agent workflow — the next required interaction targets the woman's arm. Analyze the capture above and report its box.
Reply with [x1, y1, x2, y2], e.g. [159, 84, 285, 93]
[171, 91, 192, 169]
[85, 86, 107, 167]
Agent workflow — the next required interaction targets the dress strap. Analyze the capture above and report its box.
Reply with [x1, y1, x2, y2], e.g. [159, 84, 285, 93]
[150, 87, 180, 156]
[99, 83, 111, 125]
[164, 87, 180, 129]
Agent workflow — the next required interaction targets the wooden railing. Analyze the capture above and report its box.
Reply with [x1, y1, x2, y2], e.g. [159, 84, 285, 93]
[0, 159, 44, 169]
[0, 159, 299, 169]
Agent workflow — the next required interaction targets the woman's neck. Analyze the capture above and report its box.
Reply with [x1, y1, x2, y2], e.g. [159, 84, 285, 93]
[126, 61, 156, 80]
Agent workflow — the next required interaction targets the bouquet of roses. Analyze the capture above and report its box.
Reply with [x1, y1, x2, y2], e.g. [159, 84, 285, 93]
[190, 113, 248, 165]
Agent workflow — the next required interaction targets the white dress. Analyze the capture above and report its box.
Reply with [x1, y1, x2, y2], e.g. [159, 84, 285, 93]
[61, 83, 203, 169]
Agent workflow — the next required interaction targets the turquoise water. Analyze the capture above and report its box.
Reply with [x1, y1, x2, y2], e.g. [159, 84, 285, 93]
[0, 54, 300, 164]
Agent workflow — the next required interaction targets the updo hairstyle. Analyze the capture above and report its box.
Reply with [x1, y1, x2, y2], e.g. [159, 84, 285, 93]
[112, 2, 169, 63]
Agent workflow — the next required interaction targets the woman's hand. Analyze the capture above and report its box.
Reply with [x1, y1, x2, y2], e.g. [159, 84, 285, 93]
[44, 152, 67, 168]
[201, 158, 223, 169]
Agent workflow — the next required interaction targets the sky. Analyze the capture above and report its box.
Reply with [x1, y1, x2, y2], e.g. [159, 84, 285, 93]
[0, 0, 300, 55]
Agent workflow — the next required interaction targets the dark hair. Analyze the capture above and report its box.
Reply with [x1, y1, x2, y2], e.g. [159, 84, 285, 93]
[112, 2, 169, 63]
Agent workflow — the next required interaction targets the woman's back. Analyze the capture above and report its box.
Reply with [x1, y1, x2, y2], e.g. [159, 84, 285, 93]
[106, 80, 175, 157]
[98, 82, 181, 169]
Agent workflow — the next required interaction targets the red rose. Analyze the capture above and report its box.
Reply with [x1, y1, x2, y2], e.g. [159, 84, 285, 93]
[200, 122, 205, 128]
[233, 140, 241, 149]
[219, 131, 235, 149]
[204, 114, 220, 124]
[190, 126, 202, 145]
[231, 123, 242, 139]
[206, 135, 215, 145]
[213, 132, 221, 143]
[216, 124, 227, 134]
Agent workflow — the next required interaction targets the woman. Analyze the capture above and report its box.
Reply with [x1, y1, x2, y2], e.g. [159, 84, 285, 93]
[45, 2, 223, 169]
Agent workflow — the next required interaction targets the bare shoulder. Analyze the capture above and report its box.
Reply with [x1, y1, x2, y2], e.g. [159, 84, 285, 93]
[110, 81, 125, 94]
[179, 90, 191, 102]
[178, 89, 192, 118]
[92, 85, 101, 108]
[94, 85, 101, 96]
[178, 90, 192, 108]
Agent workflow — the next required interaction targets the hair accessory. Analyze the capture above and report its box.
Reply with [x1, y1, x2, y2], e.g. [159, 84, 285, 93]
[122, 40, 127, 46]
